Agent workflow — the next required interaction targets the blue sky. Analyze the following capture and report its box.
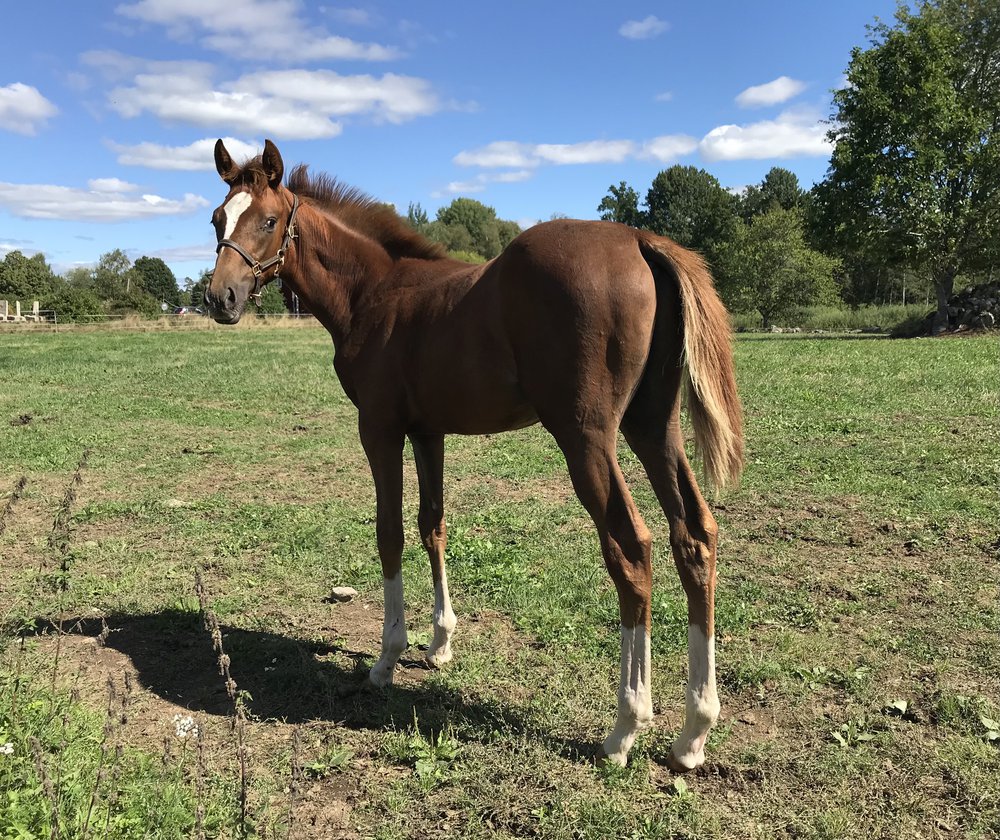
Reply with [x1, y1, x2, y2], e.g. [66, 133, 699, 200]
[0, 1, 899, 283]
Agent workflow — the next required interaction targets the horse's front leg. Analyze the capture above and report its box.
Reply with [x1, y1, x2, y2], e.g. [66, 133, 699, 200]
[360, 425, 407, 687]
[410, 432, 456, 667]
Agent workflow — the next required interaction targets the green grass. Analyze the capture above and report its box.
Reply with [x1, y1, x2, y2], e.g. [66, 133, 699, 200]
[1, 323, 998, 839]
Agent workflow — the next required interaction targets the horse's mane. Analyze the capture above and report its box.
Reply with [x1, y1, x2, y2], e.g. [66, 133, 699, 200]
[233, 157, 446, 261]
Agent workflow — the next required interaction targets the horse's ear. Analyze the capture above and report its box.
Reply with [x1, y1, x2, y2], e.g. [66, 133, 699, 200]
[215, 139, 239, 184]
[262, 139, 284, 188]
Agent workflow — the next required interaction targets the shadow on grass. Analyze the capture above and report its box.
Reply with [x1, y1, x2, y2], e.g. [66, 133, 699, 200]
[18, 610, 600, 764]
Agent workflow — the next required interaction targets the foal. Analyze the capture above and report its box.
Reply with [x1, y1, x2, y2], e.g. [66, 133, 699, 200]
[204, 139, 744, 769]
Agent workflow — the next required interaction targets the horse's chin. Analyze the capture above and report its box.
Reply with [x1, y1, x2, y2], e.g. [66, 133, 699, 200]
[211, 310, 243, 325]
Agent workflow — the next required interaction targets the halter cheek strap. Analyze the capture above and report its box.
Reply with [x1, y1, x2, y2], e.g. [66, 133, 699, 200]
[216, 193, 300, 307]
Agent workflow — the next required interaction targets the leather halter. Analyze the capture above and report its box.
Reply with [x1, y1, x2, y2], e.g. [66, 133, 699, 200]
[216, 193, 300, 307]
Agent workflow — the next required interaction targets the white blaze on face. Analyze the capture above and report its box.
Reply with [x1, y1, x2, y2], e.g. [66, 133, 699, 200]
[222, 191, 253, 240]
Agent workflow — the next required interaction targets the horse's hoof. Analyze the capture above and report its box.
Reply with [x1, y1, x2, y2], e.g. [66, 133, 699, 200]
[665, 748, 702, 773]
[595, 746, 627, 768]
[425, 647, 453, 668]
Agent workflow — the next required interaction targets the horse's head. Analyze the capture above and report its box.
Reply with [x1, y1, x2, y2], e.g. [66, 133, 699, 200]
[205, 139, 298, 324]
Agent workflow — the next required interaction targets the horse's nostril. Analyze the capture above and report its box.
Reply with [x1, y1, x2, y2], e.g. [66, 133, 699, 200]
[226, 286, 237, 305]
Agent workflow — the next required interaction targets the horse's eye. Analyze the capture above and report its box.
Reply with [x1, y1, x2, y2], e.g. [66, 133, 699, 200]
[264, 217, 277, 231]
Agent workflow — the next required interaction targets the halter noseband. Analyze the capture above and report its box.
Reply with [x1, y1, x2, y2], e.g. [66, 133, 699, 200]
[216, 193, 300, 307]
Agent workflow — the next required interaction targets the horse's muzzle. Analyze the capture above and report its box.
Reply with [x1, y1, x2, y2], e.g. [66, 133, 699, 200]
[204, 281, 246, 324]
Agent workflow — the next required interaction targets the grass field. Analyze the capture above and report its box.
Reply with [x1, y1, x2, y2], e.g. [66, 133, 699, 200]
[1, 321, 998, 839]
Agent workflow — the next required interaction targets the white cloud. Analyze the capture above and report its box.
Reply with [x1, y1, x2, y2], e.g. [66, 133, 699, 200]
[115, 0, 401, 61]
[453, 141, 538, 169]
[101, 60, 441, 139]
[238, 70, 439, 123]
[454, 135, 696, 169]
[700, 109, 830, 161]
[438, 179, 487, 196]
[0, 83, 58, 135]
[110, 137, 260, 170]
[619, 15, 669, 40]
[640, 135, 699, 162]
[735, 76, 807, 108]
[87, 178, 139, 193]
[0, 181, 209, 222]
[81, 51, 214, 83]
[534, 140, 636, 165]
[434, 169, 534, 197]
[654, 91, 674, 103]
[1, 240, 40, 257]
[108, 72, 342, 139]
[149, 242, 217, 263]
[491, 170, 533, 183]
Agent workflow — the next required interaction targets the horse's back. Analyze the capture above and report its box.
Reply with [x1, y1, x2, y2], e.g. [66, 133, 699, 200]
[382, 220, 668, 435]
[491, 220, 661, 428]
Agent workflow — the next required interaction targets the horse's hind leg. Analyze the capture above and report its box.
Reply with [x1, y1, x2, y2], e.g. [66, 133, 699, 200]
[410, 433, 457, 666]
[552, 427, 655, 766]
[622, 380, 720, 771]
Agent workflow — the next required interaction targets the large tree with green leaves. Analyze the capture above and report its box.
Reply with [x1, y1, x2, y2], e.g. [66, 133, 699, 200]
[815, 0, 1000, 332]
[0, 250, 57, 302]
[720, 208, 841, 328]
[133, 256, 179, 305]
[644, 166, 739, 266]
[597, 181, 647, 227]
[420, 198, 522, 261]
[739, 167, 806, 221]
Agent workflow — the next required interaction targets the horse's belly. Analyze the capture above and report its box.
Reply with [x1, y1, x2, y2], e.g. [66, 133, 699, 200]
[410, 375, 539, 435]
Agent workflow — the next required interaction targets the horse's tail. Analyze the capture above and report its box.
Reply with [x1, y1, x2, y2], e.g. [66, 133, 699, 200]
[639, 235, 744, 491]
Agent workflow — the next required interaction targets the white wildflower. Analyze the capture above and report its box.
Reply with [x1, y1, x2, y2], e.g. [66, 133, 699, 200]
[0, 742, 13, 755]
[172, 714, 199, 739]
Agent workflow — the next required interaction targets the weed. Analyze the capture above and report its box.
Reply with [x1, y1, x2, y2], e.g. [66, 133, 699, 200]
[385, 713, 461, 791]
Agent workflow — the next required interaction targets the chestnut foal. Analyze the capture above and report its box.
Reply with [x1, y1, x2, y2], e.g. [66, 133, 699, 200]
[204, 139, 743, 769]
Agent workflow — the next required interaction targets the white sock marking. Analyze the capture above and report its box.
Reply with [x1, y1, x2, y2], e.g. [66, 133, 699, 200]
[670, 625, 720, 769]
[602, 624, 653, 765]
[222, 191, 253, 240]
[370, 571, 407, 687]
[427, 570, 457, 667]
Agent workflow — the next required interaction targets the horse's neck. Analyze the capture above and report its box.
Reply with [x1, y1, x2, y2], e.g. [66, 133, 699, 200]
[283, 204, 393, 348]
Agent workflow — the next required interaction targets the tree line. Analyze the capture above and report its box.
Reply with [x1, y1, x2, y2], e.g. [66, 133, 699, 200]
[4, 1, 994, 331]
[0, 249, 193, 322]
[0, 193, 527, 323]
[599, 0, 999, 330]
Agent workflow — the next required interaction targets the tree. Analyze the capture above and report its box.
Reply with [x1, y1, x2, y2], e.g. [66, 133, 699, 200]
[720, 208, 840, 328]
[406, 202, 429, 229]
[435, 197, 523, 260]
[90, 249, 139, 299]
[739, 167, 806, 221]
[815, 0, 1000, 332]
[46, 286, 104, 323]
[69, 249, 160, 317]
[423, 220, 476, 255]
[423, 198, 522, 260]
[188, 269, 212, 309]
[644, 166, 738, 266]
[0, 250, 57, 302]
[597, 181, 647, 227]
[133, 256, 180, 305]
